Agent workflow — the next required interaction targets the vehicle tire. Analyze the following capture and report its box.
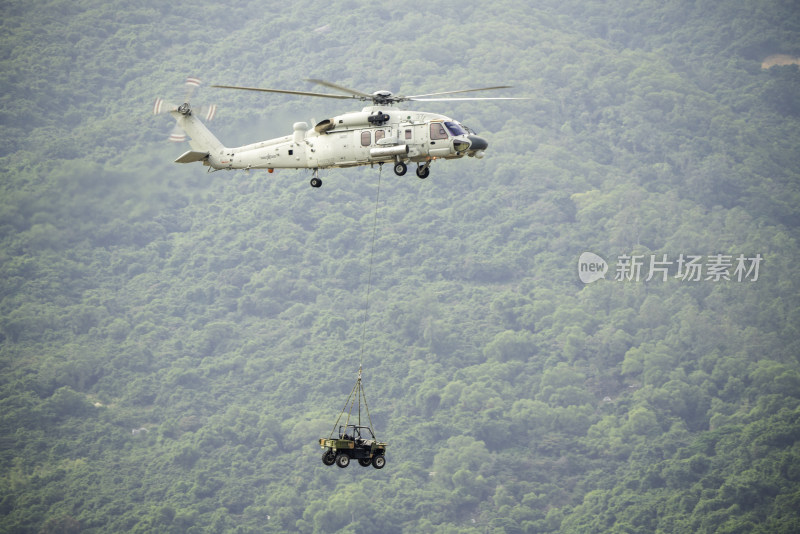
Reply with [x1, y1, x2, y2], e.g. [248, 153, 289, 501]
[416, 165, 430, 179]
[322, 450, 336, 466]
[371, 455, 385, 469]
[358, 458, 372, 467]
[336, 453, 350, 468]
[310, 177, 322, 188]
[393, 162, 407, 176]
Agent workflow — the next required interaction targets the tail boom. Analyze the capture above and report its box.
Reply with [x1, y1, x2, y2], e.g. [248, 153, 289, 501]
[170, 107, 226, 167]
[168, 106, 311, 171]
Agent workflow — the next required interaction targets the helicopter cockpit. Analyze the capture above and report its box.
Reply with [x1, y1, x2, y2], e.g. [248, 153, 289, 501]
[430, 121, 468, 140]
[444, 121, 468, 137]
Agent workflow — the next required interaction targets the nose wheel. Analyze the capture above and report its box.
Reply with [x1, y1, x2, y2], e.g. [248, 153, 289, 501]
[416, 164, 430, 179]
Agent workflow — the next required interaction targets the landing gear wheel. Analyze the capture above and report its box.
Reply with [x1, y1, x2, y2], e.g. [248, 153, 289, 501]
[310, 177, 322, 188]
[358, 458, 372, 467]
[416, 165, 430, 179]
[372, 455, 385, 469]
[336, 453, 350, 468]
[322, 450, 336, 466]
[394, 162, 407, 176]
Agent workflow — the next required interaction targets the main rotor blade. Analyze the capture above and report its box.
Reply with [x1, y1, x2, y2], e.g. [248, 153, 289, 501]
[408, 97, 533, 101]
[211, 84, 354, 100]
[304, 78, 373, 99]
[404, 86, 514, 99]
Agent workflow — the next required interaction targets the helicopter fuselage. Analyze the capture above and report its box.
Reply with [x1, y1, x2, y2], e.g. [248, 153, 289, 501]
[172, 105, 487, 183]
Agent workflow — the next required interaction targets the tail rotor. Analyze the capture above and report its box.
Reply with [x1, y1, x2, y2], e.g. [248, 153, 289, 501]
[153, 77, 217, 142]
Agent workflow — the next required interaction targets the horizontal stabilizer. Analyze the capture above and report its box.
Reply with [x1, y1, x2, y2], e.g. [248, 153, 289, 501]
[174, 150, 209, 163]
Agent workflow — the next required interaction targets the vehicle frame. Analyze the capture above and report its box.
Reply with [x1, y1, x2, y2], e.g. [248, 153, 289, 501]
[319, 424, 386, 469]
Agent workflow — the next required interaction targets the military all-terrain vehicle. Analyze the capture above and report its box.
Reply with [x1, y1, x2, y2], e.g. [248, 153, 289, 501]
[320, 424, 386, 469]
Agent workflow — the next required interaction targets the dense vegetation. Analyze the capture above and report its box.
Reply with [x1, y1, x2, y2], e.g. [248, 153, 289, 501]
[1, 0, 799, 532]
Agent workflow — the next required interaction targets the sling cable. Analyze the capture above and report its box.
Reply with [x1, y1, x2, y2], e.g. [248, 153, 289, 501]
[318, 166, 387, 470]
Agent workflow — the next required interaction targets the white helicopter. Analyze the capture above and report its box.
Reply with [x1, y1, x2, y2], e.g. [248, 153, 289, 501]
[154, 78, 526, 187]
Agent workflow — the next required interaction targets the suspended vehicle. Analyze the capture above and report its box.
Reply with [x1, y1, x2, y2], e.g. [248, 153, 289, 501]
[319, 368, 386, 469]
[154, 77, 528, 187]
[320, 424, 387, 469]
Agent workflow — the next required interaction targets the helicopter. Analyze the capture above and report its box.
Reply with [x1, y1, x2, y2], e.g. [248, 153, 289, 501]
[154, 78, 527, 187]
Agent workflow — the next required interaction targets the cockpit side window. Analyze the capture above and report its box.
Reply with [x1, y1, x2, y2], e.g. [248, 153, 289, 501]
[430, 123, 448, 140]
[444, 121, 467, 137]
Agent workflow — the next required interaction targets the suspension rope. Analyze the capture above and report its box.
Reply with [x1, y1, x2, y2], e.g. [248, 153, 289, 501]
[326, 367, 375, 437]
[328, 375, 360, 439]
[327, 167, 384, 440]
[359, 374, 375, 431]
[359, 165, 383, 370]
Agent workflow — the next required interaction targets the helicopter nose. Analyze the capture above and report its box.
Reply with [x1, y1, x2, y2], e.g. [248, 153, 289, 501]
[467, 135, 488, 151]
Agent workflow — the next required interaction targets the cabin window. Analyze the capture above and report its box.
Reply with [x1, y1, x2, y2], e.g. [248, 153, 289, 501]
[375, 130, 385, 143]
[405, 129, 412, 140]
[361, 131, 371, 146]
[430, 123, 448, 140]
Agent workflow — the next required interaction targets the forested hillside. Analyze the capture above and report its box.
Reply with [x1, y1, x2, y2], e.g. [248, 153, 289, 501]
[2, 0, 799, 532]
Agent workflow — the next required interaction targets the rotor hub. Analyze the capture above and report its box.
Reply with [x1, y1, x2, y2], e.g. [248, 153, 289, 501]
[371, 90, 395, 105]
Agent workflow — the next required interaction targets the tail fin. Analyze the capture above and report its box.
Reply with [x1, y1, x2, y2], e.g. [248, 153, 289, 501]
[169, 104, 225, 158]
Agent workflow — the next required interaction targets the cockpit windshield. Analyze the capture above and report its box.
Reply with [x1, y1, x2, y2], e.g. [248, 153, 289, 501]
[444, 121, 467, 137]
